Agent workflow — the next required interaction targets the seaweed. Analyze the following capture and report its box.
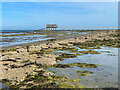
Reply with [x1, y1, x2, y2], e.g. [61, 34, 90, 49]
[9, 48, 17, 51]
[59, 53, 82, 58]
[53, 64, 70, 68]
[56, 56, 64, 62]
[68, 63, 98, 68]
[53, 63, 98, 68]
[59, 47, 79, 53]
[69, 38, 120, 48]
[79, 50, 100, 54]
[30, 50, 52, 55]
[76, 70, 93, 76]
[0, 49, 8, 53]
[70, 78, 81, 82]
[7, 70, 71, 89]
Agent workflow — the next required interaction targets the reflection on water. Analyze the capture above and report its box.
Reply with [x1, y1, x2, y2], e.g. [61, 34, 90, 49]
[47, 47, 118, 88]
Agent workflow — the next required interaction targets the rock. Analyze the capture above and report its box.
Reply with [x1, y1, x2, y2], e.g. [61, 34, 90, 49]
[56, 60, 60, 62]
[34, 68, 43, 72]
[35, 54, 56, 66]
[47, 43, 60, 48]
[43, 71, 54, 76]
[1, 64, 39, 84]
[29, 45, 41, 52]
[1, 67, 26, 83]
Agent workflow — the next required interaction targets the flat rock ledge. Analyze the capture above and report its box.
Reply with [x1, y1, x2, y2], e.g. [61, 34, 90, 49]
[35, 54, 57, 66]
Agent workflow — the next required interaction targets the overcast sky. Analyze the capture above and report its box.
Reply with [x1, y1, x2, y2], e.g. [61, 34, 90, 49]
[2, 2, 118, 30]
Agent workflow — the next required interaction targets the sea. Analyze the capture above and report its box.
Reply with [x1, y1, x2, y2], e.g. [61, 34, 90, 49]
[0, 30, 53, 47]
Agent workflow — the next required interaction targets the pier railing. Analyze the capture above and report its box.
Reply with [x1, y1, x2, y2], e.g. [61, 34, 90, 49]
[43, 27, 119, 31]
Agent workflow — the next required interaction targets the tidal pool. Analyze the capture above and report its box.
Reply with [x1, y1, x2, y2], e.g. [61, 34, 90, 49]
[46, 47, 118, 88]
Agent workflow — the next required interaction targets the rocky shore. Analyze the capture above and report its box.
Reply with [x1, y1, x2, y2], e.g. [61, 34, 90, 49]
[0, 30, 119, 89]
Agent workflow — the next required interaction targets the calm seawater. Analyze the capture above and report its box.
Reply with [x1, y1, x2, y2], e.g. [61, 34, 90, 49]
[0, 30, 52, 47]
[1, 30, 35, 32]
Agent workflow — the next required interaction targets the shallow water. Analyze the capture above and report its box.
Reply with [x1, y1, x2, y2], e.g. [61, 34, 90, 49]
[0, 31, 89, 47]
[0, 32, 29, 35]
[0, 83, 8, 89]
[47, 47, 118, 88]
[0, 35, 52, 47]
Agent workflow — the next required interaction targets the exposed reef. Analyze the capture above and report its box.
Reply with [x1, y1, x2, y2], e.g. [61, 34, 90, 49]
[1, 30, 120, 89]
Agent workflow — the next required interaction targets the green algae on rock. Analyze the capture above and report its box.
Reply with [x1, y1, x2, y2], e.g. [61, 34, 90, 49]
[70, 78, 81, 82]
[58, 43, 68, 46]
[59, 47, 78, 52]
[56, 56, 64, 62]
[9, 48, 17, 51]
[0, 48, 18, 53]
[30, 50, 52, 55]
[68, 63, 98, 68]
[79, 50, 100, 54]
[58, 83, 85, 88]
[109, 33, 120, 37]
[53, 64, 70, 68]
[59, 53, 82, 58]
[53, 63, 98, 68]
[69, 38, 120, 48]
[77, 70, 93, 76]
[0, 49, 8, 53]
[55, 52, 64, 55]
[90, 39, 120, 48]
[69, 42, 98, 47]
[68, 48, 79, 53]
[76, 44, 99, 49]
[6, 70, 77, 89]
[77, 45, 101, 49]
[20, 60, 32, 63]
